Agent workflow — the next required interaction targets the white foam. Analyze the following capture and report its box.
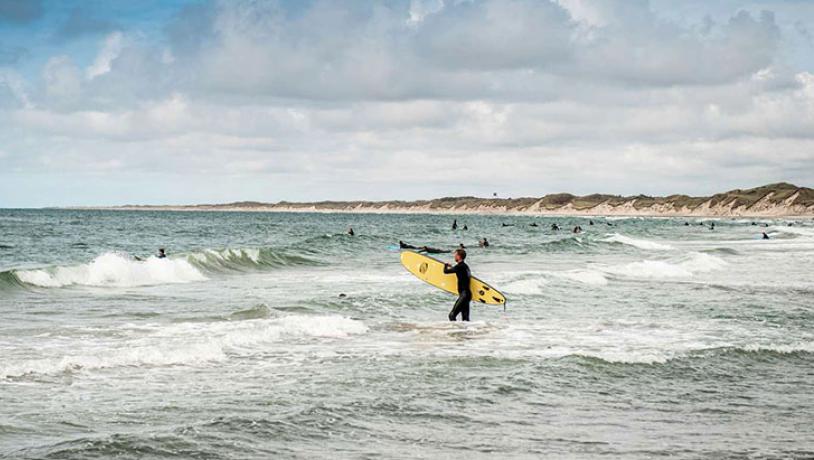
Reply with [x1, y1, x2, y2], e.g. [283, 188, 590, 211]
[604, 233, 674, 251]
[607, 260, 693, 278]
[14, 252, 207, 288]
[603, 253, 727, 279]
[679, 252, 728, 273]
[1, 315, 367, 378]
[557, 270, 609, 285]
[741, 342, 814, 354]
[502, 278, 548, 295]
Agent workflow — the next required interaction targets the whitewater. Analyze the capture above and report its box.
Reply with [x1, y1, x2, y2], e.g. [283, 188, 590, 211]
[1, 209, 812, 459]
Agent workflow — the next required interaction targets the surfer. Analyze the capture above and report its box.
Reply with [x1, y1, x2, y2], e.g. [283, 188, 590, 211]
[762, 232, 770, 240]
[479, 238, 490, 247]
[530, 222, 538, 227]
[418, 246, 447, 254]
[157, 248, 167, 259]
[444, 249, 471, 322]
[452, 219, 458, 230]
[463, 224, 468, 231]
[348, 227, 355, 236]
[573, 226, 582, 234]
[459, 243, 466, 249]
[551, 223, 560, 231]
[399, 240, 419, 249]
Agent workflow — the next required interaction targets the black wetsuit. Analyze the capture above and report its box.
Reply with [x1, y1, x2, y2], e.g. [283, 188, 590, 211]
[444, 261, 472, 321]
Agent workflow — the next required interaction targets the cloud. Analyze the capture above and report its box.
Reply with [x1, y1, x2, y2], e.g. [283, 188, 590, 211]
[86, 31, 123, 79]
[0, 0, 813, 206]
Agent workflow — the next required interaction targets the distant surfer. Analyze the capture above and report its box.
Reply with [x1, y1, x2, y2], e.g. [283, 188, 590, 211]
[479, 238, 490, 248]
[348, 227, 355, 236]
[452, 219, 458, 230]
[589, 220, 594, 226]
[399, 240, 419, 249]
[459, 243, 466, 249]
[530, 222, 538, 227]
[502, 223, 514, 227]
[573, 226, 582, 234]
[463, 224, 468, 231]
[551, 223, 560, 231]
[444, 249, 471, 322]
[418, 246, 447, 254]
[157, 248, 167, 259]
[762, 232, 770, 240]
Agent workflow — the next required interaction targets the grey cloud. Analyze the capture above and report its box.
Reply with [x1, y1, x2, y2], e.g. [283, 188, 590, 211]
[159, 0, 788, 104]
[53, 7, 118, 40]
[0, 0, 42, 24]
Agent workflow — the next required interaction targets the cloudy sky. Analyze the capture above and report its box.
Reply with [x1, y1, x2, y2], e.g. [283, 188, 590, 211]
[1, 0, 813, 207]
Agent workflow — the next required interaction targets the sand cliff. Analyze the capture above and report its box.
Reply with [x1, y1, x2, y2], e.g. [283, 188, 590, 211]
[104, 183, 814, 217]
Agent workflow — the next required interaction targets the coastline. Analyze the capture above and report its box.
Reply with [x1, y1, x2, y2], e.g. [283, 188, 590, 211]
[68, 182, 814, 218]
[72, 202, 814, 218]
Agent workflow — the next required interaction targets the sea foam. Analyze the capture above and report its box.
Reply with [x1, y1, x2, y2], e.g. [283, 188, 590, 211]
[604, 252, 727, 279]
[15, 252, 207, 288]
[1, 314, 368, 378]
[604, 233, 674, 251]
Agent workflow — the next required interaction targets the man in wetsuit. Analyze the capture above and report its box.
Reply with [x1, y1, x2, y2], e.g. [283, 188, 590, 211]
[444, 248, 471, 322]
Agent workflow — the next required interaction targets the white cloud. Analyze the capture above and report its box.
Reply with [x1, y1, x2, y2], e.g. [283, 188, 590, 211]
[86, 31, 123, 79]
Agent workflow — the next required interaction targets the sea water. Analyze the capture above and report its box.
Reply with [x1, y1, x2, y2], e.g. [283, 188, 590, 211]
[0, 209, 812, 458]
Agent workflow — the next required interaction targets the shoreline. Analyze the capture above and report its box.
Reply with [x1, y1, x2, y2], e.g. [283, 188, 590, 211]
[66, 204, 814, 218]
[54, 182, 814, 218]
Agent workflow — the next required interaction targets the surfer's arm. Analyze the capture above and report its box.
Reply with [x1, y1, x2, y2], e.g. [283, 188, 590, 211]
[443, 264, 456, 274]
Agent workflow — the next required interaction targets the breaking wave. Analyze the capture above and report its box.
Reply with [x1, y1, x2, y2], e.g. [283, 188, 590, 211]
[1, 314, 367, 378]
[603, 252, 727, 279]
[3, 247, 318, 289]
[604, 233, 674, 251]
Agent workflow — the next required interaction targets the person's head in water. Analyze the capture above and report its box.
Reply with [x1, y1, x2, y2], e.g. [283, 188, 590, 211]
[453, 248, 466, 263]
[158, 248, 166, 258]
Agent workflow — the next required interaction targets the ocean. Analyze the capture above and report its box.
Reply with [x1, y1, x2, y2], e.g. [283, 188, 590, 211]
[1, 209, 812, 459]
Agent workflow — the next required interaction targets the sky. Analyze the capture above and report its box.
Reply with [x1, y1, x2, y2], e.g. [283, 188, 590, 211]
[1, 0, 813, 207]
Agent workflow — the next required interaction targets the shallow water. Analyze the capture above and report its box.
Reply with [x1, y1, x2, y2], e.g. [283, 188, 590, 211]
[1, 209, 813, 458]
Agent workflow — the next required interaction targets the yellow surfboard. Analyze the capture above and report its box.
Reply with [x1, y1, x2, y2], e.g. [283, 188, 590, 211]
[400, 251, 507, 306]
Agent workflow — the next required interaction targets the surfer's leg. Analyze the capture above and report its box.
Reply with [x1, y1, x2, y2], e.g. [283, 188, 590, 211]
[460, 293, 471, 321]
[449, 294, 466, 321]
[461, 301, 470, 322]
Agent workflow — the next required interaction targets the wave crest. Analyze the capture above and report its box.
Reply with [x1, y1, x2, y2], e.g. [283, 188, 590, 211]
[14, 252, 207, 288]
[4, 247, 318, 289]
[604, 233, 674, 251]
